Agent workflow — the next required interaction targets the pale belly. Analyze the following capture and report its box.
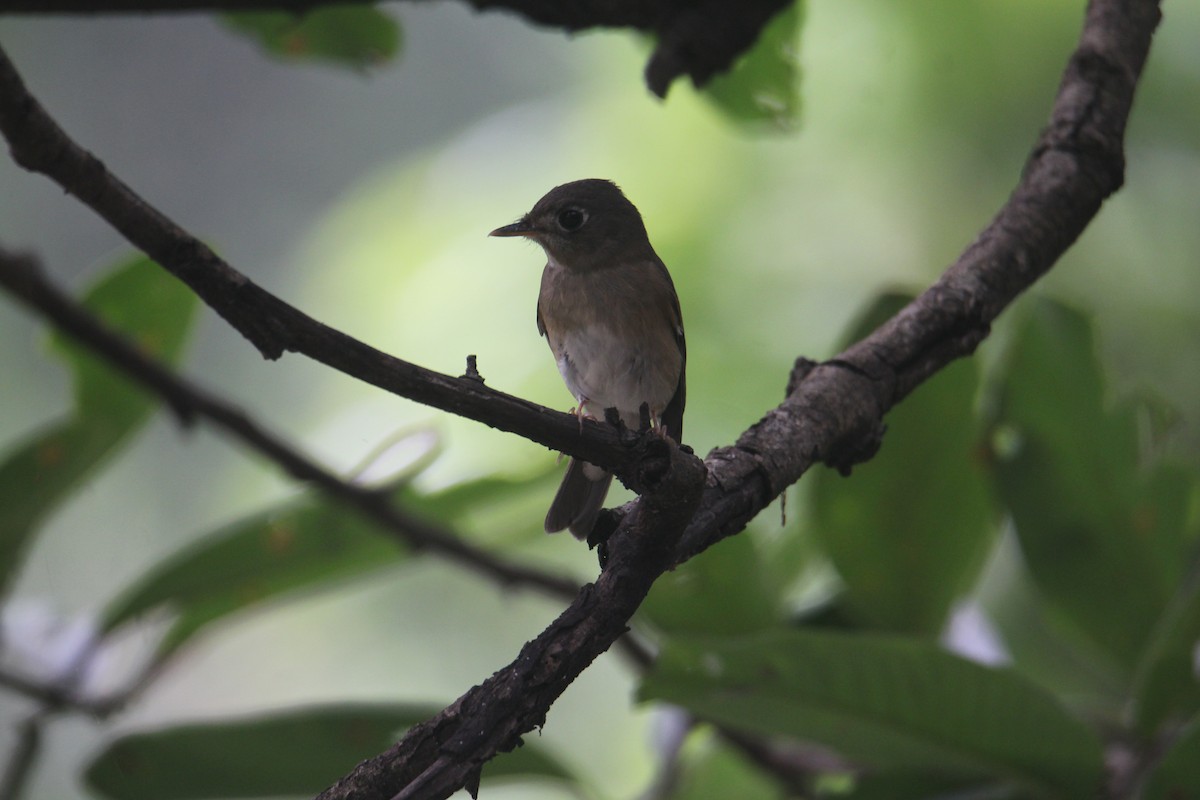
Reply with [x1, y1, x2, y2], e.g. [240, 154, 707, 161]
[556, 324, 679, 424]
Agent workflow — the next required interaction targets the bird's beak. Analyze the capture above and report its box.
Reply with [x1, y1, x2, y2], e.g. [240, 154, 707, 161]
[489, 218, 536, 238]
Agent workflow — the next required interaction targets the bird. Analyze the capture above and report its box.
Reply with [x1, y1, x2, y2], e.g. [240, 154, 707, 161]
[490, 179, 686, 539]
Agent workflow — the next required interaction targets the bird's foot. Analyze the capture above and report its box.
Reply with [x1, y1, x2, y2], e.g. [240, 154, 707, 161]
[568, 401, 598, 433]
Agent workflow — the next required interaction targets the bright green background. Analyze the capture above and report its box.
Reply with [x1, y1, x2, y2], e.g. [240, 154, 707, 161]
[0, 1, 1197, 798]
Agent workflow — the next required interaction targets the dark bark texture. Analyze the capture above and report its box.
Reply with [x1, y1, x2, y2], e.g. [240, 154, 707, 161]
[0, 0, 794, 97]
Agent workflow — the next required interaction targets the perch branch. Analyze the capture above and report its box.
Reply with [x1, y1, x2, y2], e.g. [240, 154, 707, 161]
[0, 247, 580, 600]
[0, 45, 661, 482]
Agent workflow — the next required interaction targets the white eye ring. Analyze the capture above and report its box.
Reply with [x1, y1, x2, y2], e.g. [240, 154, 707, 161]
[557, 207, 588, 232]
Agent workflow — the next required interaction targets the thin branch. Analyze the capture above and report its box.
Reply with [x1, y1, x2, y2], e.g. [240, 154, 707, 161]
[0, 661, 118, 717]
[0, 247, 581, 601]
[0, 48, 652, 482]
[0, 0, 793, 97]
[716, 728, 841, 796]
[3, 624, 227, 719]
[0, 667, 69, 711]
[0, 711, 44, 800]
[635, 711, 692, 800]
[0, 245, 669, 719]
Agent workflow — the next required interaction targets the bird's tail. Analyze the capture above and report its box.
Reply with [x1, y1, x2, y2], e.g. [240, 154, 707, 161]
[544, 458, 613, 539]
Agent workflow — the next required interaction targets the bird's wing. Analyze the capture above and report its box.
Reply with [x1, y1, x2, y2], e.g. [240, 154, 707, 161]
[656, 258, 686, 443]
[536, 262, 549, 338]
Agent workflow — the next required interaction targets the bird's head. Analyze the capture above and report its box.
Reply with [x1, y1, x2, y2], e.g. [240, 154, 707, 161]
[490, 179, 652, 272]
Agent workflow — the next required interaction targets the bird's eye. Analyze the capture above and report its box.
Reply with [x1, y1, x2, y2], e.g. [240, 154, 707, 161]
[557, 207, 587, 232]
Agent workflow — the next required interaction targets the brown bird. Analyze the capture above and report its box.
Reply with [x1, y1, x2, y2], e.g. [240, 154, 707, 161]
[491, 179, 686, 539]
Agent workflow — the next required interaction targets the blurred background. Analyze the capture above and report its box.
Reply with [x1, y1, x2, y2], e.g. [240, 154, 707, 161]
[0, 0, 1197, 797]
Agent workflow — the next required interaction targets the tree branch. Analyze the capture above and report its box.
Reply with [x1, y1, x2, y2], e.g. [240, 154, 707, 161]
[460, 0, 794, 97]
[0, 242, 800, 792]
[0, 246, 582, 600]
[321, 445, 707, 800]
[0, 0, 1163, 797]
[672, 0, 1161, 565]
[0, 45, 664, 484]
[0, 245, 678, 683]
[0, 0, 793, 98]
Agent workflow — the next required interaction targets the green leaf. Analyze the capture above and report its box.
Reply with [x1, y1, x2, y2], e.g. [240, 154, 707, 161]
[0, 254, 196, 595]
[641, 629, 1104, 798]
[979, 536, 1127, 719]
[99, 467, 560, 659]
[702, 2, 804, 129]
[84, 703, 576, 800]
[1143, 718, 1200, 800]
[990, 299, 1192, 671]
[223, 6, 401, 69]
[670, 731, 780, 800]
[642, 531, 780, 636]
[396, 468, 562, 547]
[98, 495, 409, 658]
[813, 291, 994, 634]
[845, 771, 1013, 800]
[1131, 534, 1200, 732]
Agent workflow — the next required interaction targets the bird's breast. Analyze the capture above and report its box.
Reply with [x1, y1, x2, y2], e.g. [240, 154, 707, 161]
[540, 263, 682, 423]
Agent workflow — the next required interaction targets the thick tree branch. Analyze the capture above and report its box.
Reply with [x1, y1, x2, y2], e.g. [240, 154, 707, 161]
[459, 0, 793, 97]
[0, 0, 792, 98]
[672, 0, 1160, 565]
[0, 0, 1163, 797]
[320, 447, 707, 800]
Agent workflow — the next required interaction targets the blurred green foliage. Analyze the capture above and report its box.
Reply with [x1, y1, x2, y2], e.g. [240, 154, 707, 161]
[642, 629, 1104, 798]
[222, 6, 401, 68]
[85, 703, 575, 800]
[991, 303, 1194, 675]
[813, 292, 993, 635]
[0, 256, 196, 596]
[1, 1, 1198, 799]
[704, 2, 805, 130]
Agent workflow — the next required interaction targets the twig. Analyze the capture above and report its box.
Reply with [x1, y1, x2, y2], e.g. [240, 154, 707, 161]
[0, 667, 71, 711]
[636, 710, 693, 800]
[0, 711, 44, 800]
